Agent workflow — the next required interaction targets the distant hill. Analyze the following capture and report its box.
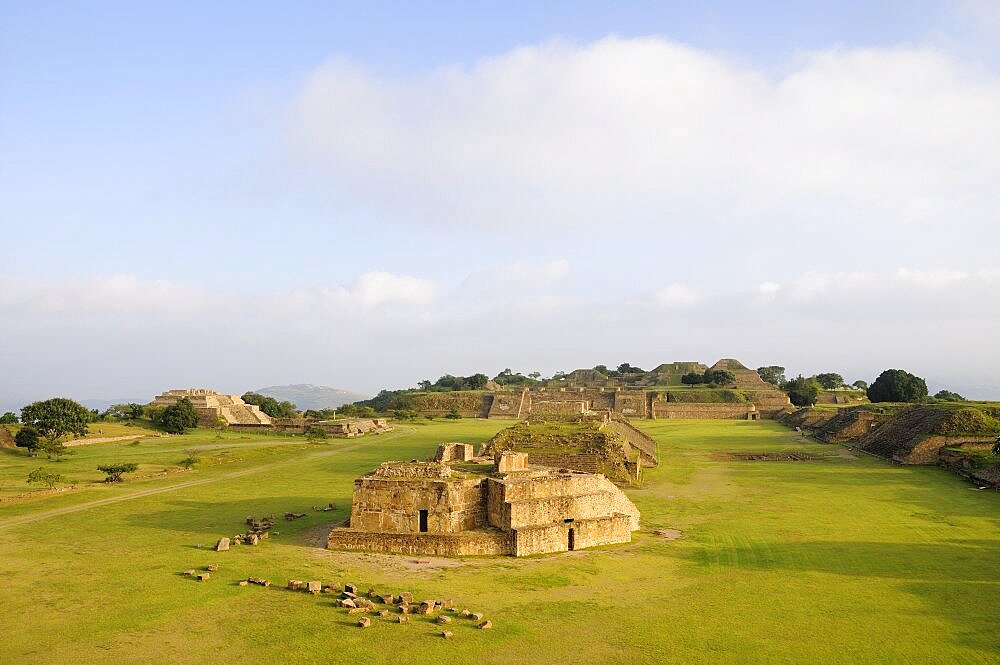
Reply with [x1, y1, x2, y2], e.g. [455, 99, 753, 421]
[253, 384, 369, 411]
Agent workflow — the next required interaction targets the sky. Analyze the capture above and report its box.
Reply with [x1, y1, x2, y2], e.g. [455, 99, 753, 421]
[2, 1, 999, 410]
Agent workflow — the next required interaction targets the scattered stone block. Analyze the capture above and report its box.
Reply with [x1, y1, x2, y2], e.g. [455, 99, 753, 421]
[398, 592, 413, 604]
[378, 610, 389, 618]
[367, 588, 377, 598]
[400, 604, 412, 614]
[347, 607, 369, 615]
[418, 601, 435, 615]
[248, 577, 270, 587]
[471, 612, 484, 621]
[357, 617, 371, 628]
[197, 573, 211, 582]
[342, 591, 357, 599]
[288, 580, 303, 591]
[380, 594, 394, 605]
[440, 630, 453, 639]
[182, 569, 195, 576]
[238, 580, 249, 587]
[459, 610, 471, 618]
[478, 620, 492, 630]
[357, 598, 375, 609]
[436, 616, 452, 625]
[214, 537, 230, 552]
[344, 583, 358, 594]
[246, 534, 260, 546]
[259, 531, 269, 540]
[341, 599, 357, 608]
[397, 615, 409, 624]
[307, 580, 321, 594]
[207, 564, 219, 572]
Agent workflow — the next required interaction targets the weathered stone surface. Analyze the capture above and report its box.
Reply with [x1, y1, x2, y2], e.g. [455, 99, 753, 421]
[397, 615, 409, 624]
[478, 620, 492, 630]
[440, 630, 453, 639]
[471, 612, 484, 621]
[347, 607, 369, 615]
[418, 601, 435, 615]
[197, 573, 210, 581]
[238, 580, 249, 587]
[182, 569, 195, 576]
[307, 580, 321, 594]
[214, 537, 230, 552]
[398, 592, 413, 604]
[357, 617, 371, 628]
[248, 577, 270, 587]
[246, 533, 260, 545]
[344, 583, 358, 594]
[380, 594, 394, 604]
[207, 564, 219, 572]
[436, 615, 452, 624]
[459, 610, 471, 618]
[288, 580, 303, 590]
[400, 604, 412, 614]
[378, 610, 389, 618]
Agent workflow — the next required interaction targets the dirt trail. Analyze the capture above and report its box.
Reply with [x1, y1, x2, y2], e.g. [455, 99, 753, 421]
[66, 433, 169, 447]
[0, 427, 412, 531]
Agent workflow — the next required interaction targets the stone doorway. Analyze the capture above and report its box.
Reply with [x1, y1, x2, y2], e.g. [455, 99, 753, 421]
[568, 527, 575, 551]
[419, 510, 428, 533]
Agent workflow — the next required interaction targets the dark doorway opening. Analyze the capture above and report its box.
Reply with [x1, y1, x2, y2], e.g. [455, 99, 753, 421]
[568, 527, 575, 551]
[419, 510, 428, 533]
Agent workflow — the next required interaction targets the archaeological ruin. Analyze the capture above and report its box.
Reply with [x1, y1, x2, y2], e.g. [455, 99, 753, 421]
[403, 358, 792, 421]
[326, 444, 641, 557]
[151, 389, 273, 427]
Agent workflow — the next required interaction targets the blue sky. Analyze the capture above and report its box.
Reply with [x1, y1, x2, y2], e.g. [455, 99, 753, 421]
[2, 1, 999, 408]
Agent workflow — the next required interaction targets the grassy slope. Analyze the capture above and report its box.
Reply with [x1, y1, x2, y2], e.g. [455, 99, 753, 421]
[0, 420, 996, 664]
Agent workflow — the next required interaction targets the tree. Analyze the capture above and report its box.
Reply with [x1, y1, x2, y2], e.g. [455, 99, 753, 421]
[933, 390, 965, 402]
[0, 412, 17, 424]
[851, 380, 868, 391]
[445, 408, 461, 420]
[41, 439, 72, 461]
[616, 363, 645, 374]
[14, 425, 41, 456]
[103, 403, 145, 420]
[20, 398, 91, 449]
[784, 375, 820, 407]
[867, 369, 928, 403]
[528, 372, 542, 380]
[756, 366, 786, 386]
[417, 380, 432, 391]
[993, 436, 1000, 456]
[813, 373, 844, 390]
[97, 463, 139, 483]
[26, 467, 67, 489]
[160, 397, 199, 434]
[681, 372, 705, 385]
[466, 373, 489, 390]
[704, 369, 736, 386]
[241, 392, 297, 418]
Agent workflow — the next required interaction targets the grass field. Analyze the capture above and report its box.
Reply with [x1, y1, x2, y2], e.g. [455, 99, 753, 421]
[0, 419, 997, 663]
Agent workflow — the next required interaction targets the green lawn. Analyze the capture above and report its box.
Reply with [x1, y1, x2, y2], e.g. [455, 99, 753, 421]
[0, 419, 996, 664]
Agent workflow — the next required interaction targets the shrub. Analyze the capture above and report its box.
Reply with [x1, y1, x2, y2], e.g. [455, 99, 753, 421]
[97, 463, 139, 483]
[14, 425, 41, 455]
[27, 467, 68, 489]
[868, 369, 928, 403]
[784, 376, 820, 407]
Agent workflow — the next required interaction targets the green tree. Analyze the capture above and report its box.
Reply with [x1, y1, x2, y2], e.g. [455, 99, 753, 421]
[867, 369, 928, 403]
[103, 403, 146, 420]
[20, 398, 91, 449]
[703, 369, 736, 386]
[26, 467, 67, 489]
[680, 372, 705, 385]
[933, 390, 965, 402]
[241, 392, 297, 418]
[41, 439, 72, 461]
[616, 363, 645, 374]
[14, 425, 41, 456]
[813, 373, 845, 390]
[445, 407, 462, 420]
[784, 375, 821, 407]
[466, 373, 489, 390]
[756, 366, 786, 386]
[0, 412, 17, 424]
[96, 462, 139, 483]
[160, 397, 199, 434]
[851, 380, 868, 390]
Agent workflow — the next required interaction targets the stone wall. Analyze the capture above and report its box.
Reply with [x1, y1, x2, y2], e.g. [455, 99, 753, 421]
[530, 400, 587, 415]
[605, 418, 658, 466]
[525, 453, 601, 474]
[511, 514, 634, 556]
[652, 403, 756, 419]
[408, 392, 489, 417]
[327, 528, 512, 556]
[487, 390, 527, 419]
[348, 476, 487, 533]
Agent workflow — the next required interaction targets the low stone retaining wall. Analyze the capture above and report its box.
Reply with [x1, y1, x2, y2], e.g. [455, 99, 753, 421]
[652, 403, 756, 419]
[326, 528, 512, 556]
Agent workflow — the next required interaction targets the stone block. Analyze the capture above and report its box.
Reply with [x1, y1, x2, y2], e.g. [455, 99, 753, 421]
[307, 580, 321, 594]
[238, 580, 249, 587]
[207, 564, 219, 572]
[288, 580, 303, 590]
[478, 620, 492, 630]
[440, 630, 453, 639]
[214, 537, 230, 552]
[397, 615, 409, 624]
[358, 617, 371, 628]
[197, 573, 210, 582]
[436, 615, 452, 624]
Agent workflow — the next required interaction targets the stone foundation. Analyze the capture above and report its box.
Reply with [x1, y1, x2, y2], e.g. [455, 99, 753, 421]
[327, 528, 512, 556]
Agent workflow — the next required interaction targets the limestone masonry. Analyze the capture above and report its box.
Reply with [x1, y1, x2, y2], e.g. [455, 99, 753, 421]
[152, 389, 272, 427]
[327, 444, 641, 557]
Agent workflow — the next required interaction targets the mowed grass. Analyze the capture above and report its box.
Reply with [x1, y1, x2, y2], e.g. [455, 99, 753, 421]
[0, 419, 997, 664]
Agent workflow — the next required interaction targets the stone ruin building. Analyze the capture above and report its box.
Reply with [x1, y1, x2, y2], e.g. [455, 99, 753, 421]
[151, 389, 272, 427]
[404, 358, 792, 421]
[326, 444, 641, 557]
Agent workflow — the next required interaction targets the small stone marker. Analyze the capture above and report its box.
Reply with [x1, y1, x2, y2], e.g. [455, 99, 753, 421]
[398, 592, 413, 604]
[341, 599, 356, 608]
[378, 610, 389, 618]
[459, 610, 471, 618]
[380, 594, 394, 605]
[436, 615, 452, 625]
[440, 630, 453, 639]
[397, 615, 409, 624]
[215, 537, 230, 552]
[471, 612, 484, 622]
[348, 607, 368, 615]
[418, 601, 435, 615]
[238, 580, 249, 587]
[197, 573, 210, 581]
[358, 617, 371, 628]
[207, 564, 219, 572]
[400, 604, 412, 614]
[288, 580, 303, 591]
[247, 534, 259, 546]
[307, 580, 321, 594]
[367, 588, 377, 598]
[183, 569, 195, 576]
[344, 583, 358, 594]
[478, 620, 492, 630]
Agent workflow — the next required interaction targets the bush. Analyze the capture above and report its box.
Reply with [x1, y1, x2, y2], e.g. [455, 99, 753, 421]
[305, 426, 328, 440]
[26, 467, 68, 489]
[445, 408, 462, 420]
[97, 463, 139, 483]
[784, 376, 820, 407]
[14, 425, 41, 455]
[159, 398, 199, 434]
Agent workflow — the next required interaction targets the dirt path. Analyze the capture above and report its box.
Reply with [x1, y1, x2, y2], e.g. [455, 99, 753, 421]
[0, 427, 412, 531]
[65, 433, 168, 447]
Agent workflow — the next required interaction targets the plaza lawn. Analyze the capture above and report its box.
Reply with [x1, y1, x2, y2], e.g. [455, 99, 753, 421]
[0, 419, 996, 663]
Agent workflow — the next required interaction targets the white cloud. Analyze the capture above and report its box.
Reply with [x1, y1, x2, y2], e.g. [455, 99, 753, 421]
[288, 271, 438, 310]
[653, 283, 701, 306]
[287, 37, 1000, 233]
[757, 281, 781, 301]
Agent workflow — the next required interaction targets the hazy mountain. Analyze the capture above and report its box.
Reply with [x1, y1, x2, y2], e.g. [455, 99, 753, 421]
[253, 384, 369, 410]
